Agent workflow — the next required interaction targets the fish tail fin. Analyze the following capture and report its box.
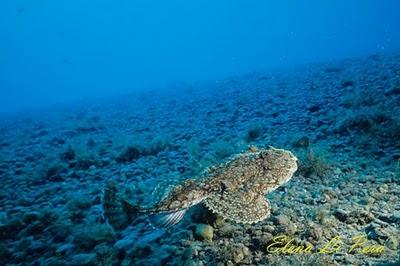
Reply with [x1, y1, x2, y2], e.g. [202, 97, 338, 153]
[102, 180, 141, 231]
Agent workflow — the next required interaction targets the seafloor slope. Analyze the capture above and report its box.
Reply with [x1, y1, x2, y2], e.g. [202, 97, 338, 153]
[0, 52, 400, 265]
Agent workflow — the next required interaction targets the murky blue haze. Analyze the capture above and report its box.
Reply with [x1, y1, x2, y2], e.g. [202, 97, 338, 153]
[0, 1, 399, 113]
[0, 1, 400, 265]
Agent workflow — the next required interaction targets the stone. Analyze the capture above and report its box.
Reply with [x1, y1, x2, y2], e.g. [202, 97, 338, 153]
[275, 222, 297, 236]
[0, 217, 24, 240]
[333, 208, 349, 222]
[385, 235, 398, 250]
[0, 243, 12, 262]
[182, 247, 194, 259]
[114, 239, 135, 251]
[367, 224, 389, 245]
[304, 224, 323, 241]
[69, 253, 97, 266]
[378, 184, 389, 193]
[22, 211, 40, 224]
[293, 136, 310, 148]
[213, 215, 225, 228]
[0, 212, 7, 224]
[55, 243, 74, 256]
[262, 225, 275, 233]
[392, 210, 400, 223]
[135, 229, 164, 246]
[218, 224, 238, 238]
[226, 260, 234, 266]
[273, 214, 289, 226]
[231, 244, 250, 263]
[251, 233, 273, 250]
[194, 224, 214, 241]
[73, 224, 116, 250]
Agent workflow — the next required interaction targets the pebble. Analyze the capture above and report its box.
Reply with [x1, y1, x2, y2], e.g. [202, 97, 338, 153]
[218, 224, 236, 238]
[194, 224, 214, 241]
[22, 211, 40, 224]
[392, 210, 400, 222]
[273, 214, 289, 226]
[114, 239, 135, 251]
[333, 208, 349, 222]
[378, 184, 389, 193]
[304, 223, 323, 241]
[231, 244, 250, 264]
[69, 253, 97, 266]
[251, 233, 273, 250]
[55, 243, 74, 256]
[385, 235, 399, 250]
[367, 224, 389, 244]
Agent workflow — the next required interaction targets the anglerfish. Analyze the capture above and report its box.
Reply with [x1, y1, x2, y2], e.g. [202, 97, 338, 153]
[102, 146, 298, 230]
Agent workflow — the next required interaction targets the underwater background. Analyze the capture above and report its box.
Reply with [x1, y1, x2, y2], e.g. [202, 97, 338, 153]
[1, 1, 400, 265]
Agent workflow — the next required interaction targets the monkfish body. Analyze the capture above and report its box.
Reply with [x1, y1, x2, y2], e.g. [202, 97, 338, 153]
[103, 146, 297, 230]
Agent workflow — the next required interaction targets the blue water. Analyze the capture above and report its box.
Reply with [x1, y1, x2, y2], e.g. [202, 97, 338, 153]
[1, 1, 400, 113]
[0, 1, 400, 265]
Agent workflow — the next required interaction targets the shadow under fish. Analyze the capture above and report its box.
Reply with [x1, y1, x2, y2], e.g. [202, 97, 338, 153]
[102, 146, 298, 231]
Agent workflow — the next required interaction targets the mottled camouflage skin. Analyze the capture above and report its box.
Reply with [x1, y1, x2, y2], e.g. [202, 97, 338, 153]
[147, 147, 298, 223]
[103, 146, 298, 228]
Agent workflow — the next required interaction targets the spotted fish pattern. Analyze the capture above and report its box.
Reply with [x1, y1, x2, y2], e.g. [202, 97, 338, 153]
[102, 146, 298, 229]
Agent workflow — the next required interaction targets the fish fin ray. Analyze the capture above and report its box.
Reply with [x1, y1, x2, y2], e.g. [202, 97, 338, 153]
[150, 209, 187, 228]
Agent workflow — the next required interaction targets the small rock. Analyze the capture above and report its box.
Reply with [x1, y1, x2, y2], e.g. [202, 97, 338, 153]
[114, 239, 135, 251]
[251, 233, 273, 250]
[69, 253, 97, 266]
[333, 208, 348, 222]
[213, 215, 225, 228]
[0, 243, 12, 262]
[378, 184, 389, 193]
[73, 224, 116, 250]
[218, 224, 238, 238]
[182, 247, 194, 259]
[56, 243, 74, 256]
[367, 224, 389, 244]
[338, 182, 346, 190]
[392, 210, 400, 223]
[226, 260, 234, 266]
[94, 243, 115, 262]
[262, 225, 275, 233]
[384, 87, 400, 96]
[46, 164, 67, 182]
[276, 222, 297, 236]
[385, 235, 398, 250]
[293, 136, 310, 148]
[135, 229, 164, 246]
[304, 224, 323, 241]
[194, 224, 213, 241]
[0, 217, 24, 240]
[231, 244, 250, 263]
[273, 214, 289, 226]
[22, 211, 40, 224]
[0, 212, 7, 224]
[28, 239, 47, 254]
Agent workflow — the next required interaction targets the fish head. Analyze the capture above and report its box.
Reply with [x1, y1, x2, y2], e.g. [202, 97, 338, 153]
[261, 147, 298, 188]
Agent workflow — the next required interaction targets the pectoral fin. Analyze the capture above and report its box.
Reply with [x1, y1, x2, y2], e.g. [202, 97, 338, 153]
[149, 209, 187, 228]
[204, 190, 271, 224]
